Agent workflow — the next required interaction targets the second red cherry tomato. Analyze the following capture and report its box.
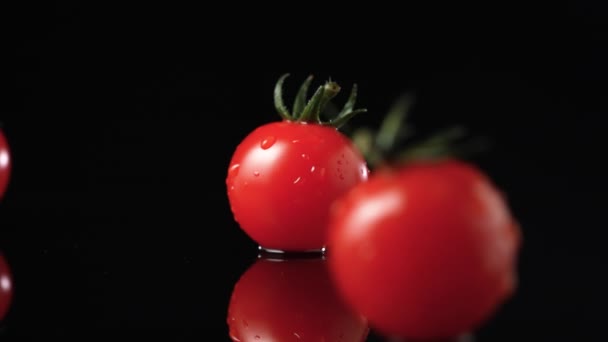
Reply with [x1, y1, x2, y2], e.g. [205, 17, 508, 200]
[327, 159, 521, 340]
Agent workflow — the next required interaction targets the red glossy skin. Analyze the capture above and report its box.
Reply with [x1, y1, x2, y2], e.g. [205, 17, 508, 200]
[0, 254, 13, 320]
[0, 131, 11, 199]
[226, 121, 368, 252]
[227, 257, 369, 342]
[327, 159, 521, 340]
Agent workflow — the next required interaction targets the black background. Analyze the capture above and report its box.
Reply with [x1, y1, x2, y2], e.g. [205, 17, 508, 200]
[0, 3, 606, 340]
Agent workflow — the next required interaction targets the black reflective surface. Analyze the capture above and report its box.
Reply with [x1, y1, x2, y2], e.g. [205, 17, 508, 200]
[1, 3, 605, 340]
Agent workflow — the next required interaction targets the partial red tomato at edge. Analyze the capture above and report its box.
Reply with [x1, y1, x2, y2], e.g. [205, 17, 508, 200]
[327, 159, 521, 340]
[0, 130, 11, 200]
[226, 74, 368, 252]
[0, 253, 13, 321]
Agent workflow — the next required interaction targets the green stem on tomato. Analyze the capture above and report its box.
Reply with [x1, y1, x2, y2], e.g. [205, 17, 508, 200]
[274, 73, 293, 121]
[292, 75, 314, 118]
[300, 81, 341, 122]
[272, 73, 367, 128]
[350, 92, 488, 170]
[375, 93, 415, 153]
[352, 128, 385, 167]
[329, 84, 368, 128]
[398, 135, 491, 162]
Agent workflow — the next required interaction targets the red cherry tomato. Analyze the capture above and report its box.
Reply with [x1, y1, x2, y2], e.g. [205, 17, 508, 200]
[0, 130, 11, 199]
[226, 74, 368, 252]
[227, 256, 369, 341]
[327, 159, 521, 340]
[0, 254, 13, 320]
[227, 122, 368, 251]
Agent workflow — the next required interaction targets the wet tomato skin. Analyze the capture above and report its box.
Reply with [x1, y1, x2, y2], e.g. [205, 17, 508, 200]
[226, 121, 368, 252]
[227, 257, 369, 342]
[327, 159, 521, 340]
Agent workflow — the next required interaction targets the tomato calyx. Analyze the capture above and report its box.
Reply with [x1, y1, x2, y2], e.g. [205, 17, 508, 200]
[352, 93, 489, 169]
[274, 73, 367, 128]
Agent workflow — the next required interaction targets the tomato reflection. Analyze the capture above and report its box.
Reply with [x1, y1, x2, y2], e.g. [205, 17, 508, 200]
[388, 332, 474, 342]
[0, 253, 13, 321]
[227, 255, 369, 341]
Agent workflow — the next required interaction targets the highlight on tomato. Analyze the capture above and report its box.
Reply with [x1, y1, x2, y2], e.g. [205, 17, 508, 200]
[226, 255, 369, 341]
[226, 74, 369, 253]
[0, 129, 11, 200]
[0, 253, 13, 321]
[326, 95, 522, 340]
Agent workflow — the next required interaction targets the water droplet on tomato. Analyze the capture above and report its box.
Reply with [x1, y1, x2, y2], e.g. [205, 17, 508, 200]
[261, 136, 276, 149]
[243, 319, 249, 327]
[253, 171, 260, 177]
[229, 331, 241, 341]
[229, 163, 240, 176]
[230, 185, 235, 191]
[293, 176, 302, 184]
[318, 168, 326, 179]
[337, 160, 342, 165]
[301, 153, 309, 160]
[291, 139, 300, 144]
[310, 166, 316, 173]
[254, 336, 261, 340]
